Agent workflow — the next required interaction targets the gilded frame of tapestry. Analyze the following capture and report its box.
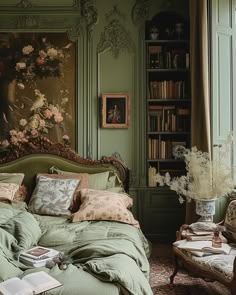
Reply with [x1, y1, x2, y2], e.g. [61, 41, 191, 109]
[0, 1, 98, 151]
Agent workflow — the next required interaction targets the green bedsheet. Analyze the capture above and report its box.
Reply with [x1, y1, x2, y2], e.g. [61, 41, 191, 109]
[0, 202, 153, 295]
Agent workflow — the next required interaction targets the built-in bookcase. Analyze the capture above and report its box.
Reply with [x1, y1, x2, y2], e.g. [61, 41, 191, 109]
[145, 11, 191, 185]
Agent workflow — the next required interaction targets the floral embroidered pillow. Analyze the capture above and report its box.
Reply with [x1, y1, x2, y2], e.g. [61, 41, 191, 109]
[0, 173, 25, 201]
[38, 173, 89, 212]
[28, 176, 80, 216]
[0, 183, 20, 202]
[70, 189, 140, 227]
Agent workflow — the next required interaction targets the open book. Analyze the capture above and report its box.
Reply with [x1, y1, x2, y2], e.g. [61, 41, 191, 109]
[173, 239, 231, 255]
[0, 271, 62, 295]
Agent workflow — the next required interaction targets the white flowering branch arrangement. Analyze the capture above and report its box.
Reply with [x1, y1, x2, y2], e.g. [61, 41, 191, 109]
[154, 134, 235, 203]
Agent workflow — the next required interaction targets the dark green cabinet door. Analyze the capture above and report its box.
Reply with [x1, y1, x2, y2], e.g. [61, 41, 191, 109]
[140, 187, 185, 242]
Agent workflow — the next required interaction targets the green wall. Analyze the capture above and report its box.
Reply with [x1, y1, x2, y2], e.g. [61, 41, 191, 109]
[0, 0, 189, 186]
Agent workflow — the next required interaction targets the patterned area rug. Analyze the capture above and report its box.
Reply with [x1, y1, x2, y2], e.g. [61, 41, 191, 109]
[149, 256, 230, 295]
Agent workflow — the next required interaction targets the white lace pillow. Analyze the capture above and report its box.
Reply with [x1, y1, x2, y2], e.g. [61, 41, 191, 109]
[0, 183, 20, 202]
[28, 176, 80, 216]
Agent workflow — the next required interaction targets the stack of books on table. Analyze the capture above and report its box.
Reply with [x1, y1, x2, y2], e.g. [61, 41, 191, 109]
[182, 228, 227, 242]
[19, 246, 60, 268]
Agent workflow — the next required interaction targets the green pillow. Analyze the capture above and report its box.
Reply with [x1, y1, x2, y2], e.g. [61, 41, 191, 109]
[49, 166, 124, 191]
[88, 171, 110, 190]
[0, 173, 24, 186]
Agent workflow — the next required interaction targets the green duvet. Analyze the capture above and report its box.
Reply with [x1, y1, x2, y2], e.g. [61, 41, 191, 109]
[0, 202, 153, 295]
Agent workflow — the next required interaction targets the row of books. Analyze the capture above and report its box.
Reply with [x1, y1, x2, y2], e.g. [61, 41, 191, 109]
[148, 80, 188, 99]
[148, 106, 190, 132]
[148, 139, 186, 160]
[147, 45, 190, 69]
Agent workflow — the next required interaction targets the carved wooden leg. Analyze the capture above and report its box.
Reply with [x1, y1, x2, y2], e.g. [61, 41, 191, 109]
[170, 254, 179, 283]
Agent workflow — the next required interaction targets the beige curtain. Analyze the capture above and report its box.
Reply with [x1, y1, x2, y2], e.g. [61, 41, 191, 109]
[186, 0, 211, 223]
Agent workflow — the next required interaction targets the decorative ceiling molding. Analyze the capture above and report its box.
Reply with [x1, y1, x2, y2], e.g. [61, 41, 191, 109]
[97, 5, 135, 58]
[131, 0, 149, 25]
[67, 23, 82, 42]
[131, 0, 176, 25]
[81, 0, 98, 37]
[16, 0, 33, 8]
[0, 0, 98, 40]
[105, 4, 126, 21]
[16, 15, 38, 29]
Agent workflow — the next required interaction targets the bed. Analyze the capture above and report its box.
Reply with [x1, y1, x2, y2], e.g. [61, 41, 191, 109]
[0, 137, 153, 295]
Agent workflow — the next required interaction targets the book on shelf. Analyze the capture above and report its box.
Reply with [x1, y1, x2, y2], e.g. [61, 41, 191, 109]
[147, 45, 162, 69]
[148, 80, 187, 99]
[19, 246, 60, 268]
[0, 271, 62, 295]
[173, 239, 231, 255]
[148, 166, 157, 187]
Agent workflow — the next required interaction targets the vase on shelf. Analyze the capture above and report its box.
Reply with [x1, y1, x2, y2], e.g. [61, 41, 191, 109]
[195, 198, 216, 222]
[149, 26, 160, 40]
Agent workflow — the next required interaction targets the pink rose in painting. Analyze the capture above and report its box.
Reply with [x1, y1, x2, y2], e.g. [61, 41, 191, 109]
[39, 120, 46, 127]
[31, 129, 38, 137]
[36, 57, 45, 65]
[44, 109, 53, 119]
[17, 131, 25, 139]
[54, 113, 63, 123]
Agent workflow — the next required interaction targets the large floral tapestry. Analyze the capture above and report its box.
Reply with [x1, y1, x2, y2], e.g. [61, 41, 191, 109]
[0, 32, 75, 149]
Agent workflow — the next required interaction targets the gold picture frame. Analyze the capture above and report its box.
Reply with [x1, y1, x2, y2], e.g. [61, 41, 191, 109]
[101, 93, 130, 128]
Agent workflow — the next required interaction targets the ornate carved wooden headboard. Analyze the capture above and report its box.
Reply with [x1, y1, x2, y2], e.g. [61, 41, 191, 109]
[0, 137, 130, 194]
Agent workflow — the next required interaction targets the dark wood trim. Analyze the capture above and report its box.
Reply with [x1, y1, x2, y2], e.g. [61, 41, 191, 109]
[0, 136, 130, 191]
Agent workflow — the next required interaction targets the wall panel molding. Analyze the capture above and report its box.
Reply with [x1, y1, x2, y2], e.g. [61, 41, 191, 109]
[97, 5, 135, 58]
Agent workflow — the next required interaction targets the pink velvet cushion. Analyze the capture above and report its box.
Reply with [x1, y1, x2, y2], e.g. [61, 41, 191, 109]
[70, 188, 140, 227]
[37, 173, 89, 212]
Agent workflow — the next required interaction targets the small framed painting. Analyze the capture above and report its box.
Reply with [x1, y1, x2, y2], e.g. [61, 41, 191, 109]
[101, 93, 130, 128]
